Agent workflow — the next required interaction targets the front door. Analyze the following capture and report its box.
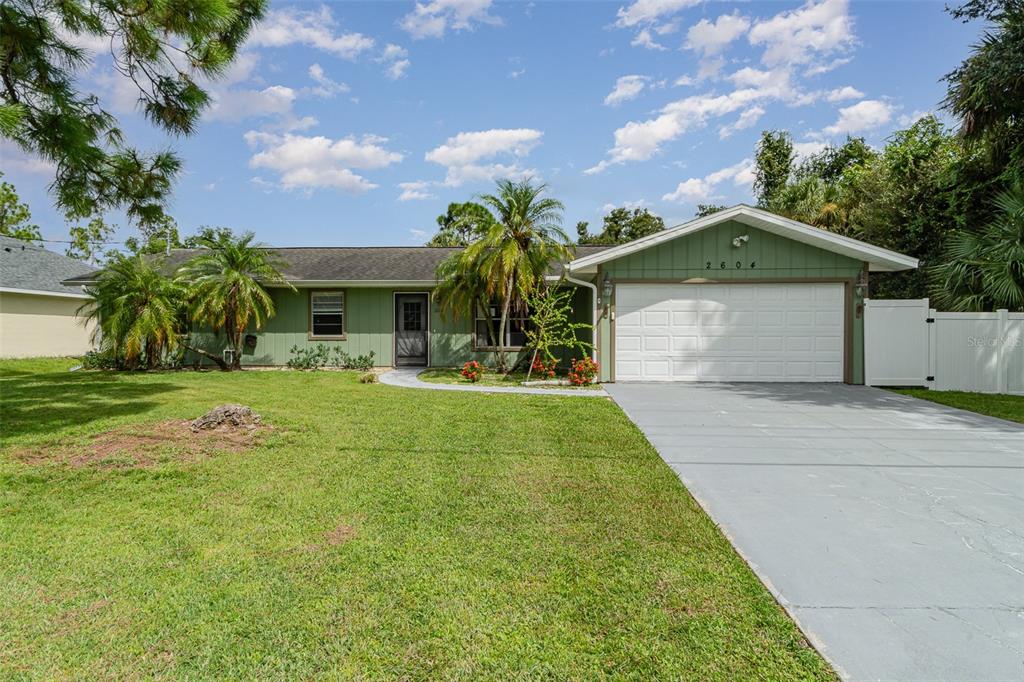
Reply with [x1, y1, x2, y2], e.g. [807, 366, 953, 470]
[395, 294, 429, 366]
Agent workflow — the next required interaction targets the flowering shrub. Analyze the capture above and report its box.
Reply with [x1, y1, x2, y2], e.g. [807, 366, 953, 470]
[530, 357, 557, 379]
[568, 357, 599, 385]
[461, 360, 485, 382]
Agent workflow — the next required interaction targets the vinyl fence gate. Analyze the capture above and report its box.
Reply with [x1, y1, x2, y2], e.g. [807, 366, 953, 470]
[864, 299, 1024, 395]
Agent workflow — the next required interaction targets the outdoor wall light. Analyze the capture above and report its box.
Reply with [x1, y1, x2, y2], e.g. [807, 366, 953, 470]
[732, 234, 750, 248]
[601, 275, 614, 302]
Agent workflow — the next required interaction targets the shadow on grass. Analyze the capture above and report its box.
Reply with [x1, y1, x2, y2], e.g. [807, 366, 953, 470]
[0, 369, 183, 441]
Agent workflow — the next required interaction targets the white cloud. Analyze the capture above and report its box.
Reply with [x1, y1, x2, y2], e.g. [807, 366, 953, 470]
[206, 85, 297, 122]
[244, 131, 403, 193]
[409, 228, 429, 240]
[685, 12, 751, 56]
[662, 178, 713, 203]
[822, 99, 892, 136]
[400, 0, 501, 39]
[378, 44, 410, 80]
[793, 140, 828, 160]
[662, 158, 754, 203]
[674, 75, 695, 87]
[805, 56, 852, 76]
[615, 0, 700, 28]
[631, 29, 666, 50]
[0, 140, 55, 175]
[425, 128, 542, 186]
[508, 68, 526, 79]
[307, 64, 350, 97]
[249, 6, 375, 59]
[825, 85, 863, 102]
[586, 87, 774, 173]
[203, 182, 217, 191]
[718, 106, 765, 139]
[604, 75, 650, 106]
[899, 109, 930, 126]
[748, 0, 855, 68]
[398, 181, 435, 201]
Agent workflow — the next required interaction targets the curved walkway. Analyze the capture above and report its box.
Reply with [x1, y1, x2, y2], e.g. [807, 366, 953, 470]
[379, 368, 607, 397]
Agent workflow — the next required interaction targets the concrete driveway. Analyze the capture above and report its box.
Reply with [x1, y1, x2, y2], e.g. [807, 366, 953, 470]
[605, 383, 1024, 682]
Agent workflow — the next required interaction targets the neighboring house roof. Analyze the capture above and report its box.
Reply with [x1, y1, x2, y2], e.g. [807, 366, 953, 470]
[568, 204, 919, 273]
[0, 235, 96, 298]
[62, 245, 612, 286]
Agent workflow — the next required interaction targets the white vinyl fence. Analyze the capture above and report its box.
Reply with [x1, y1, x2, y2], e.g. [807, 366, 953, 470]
[865, 299, 1023, 394]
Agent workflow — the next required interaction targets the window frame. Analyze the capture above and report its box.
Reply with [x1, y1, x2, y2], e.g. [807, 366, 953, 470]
[472, 302, 529, 351]
[308, 290, 346, 340]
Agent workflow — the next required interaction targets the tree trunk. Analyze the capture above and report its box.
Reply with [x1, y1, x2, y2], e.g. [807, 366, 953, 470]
[525, 347, 538, 382]
[184, 342, 229, 371]
[231, 323, 243, 370]
[496, 272, 514, 373]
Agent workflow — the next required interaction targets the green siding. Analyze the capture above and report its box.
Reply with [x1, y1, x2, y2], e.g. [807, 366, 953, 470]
[601, 221, 863, 280]
[594, 221, 867, 383]
[190, 285, 595, 369]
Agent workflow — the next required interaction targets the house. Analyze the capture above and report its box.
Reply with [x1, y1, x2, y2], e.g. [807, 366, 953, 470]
[0, 235, 96, 358]
[63, 206, 918, 382]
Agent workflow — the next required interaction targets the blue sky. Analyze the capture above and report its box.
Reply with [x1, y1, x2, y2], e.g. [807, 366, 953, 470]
[4, 0, 980, 249]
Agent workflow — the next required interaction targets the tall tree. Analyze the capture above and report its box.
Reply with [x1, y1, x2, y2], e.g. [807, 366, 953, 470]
[577, 207, 665, 245]
[473, 180, 572, 372]
[0, 171, 41, 242]
[66, 216, 115, 263]
[942, 0, 1024, 185]
[425, 202, 496, 246]
[753, 130, 794, 207]
[0, 0, 265, 228]
[80, 254, 185, 369]
[930, 185, 1024, 311]
[176, 231, 293, 370]
[695, 204, 727, 218]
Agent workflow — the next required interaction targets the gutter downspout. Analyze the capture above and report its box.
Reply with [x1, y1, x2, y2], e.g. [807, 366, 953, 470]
[549, 273, 600, 362]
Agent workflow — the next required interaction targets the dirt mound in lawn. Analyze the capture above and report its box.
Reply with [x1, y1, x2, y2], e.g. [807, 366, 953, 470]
[13, 415, 269, 470]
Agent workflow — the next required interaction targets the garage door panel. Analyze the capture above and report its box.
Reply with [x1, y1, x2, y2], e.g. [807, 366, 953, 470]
[671, 311, 698, 326]
[671, 335, 698, 352]
[615, 283, 845, 382]
[643, 335, 670, 352]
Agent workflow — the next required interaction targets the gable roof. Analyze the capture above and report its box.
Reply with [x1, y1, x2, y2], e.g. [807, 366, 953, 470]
[0, 236, 96, 297]
[62, 245, 612, 286]
[567, 205, 919, 273]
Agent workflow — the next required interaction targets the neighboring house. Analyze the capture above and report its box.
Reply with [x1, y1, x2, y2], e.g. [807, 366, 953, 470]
[63, 205, 918, 383]
[0, 235, 96, 359]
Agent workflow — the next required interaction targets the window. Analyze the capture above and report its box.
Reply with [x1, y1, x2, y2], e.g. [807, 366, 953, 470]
[474, 302, 528, 349]
[402, 301, 423, 331]
[310, 291, 344, 338]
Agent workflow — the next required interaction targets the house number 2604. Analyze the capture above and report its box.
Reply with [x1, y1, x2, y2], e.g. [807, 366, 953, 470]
[706, 260, 757, 269]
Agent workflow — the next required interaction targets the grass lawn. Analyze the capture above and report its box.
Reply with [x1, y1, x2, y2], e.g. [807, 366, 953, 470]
[0, 358, 833, 680]
[890, 388, 1024, 424]
[418, 367, 603, 390]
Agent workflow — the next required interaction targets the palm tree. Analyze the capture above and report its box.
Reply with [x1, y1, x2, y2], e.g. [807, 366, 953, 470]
[80, 254, 184, 369]
[930, 185, 1024, 311]
[469, 179, 572, 372]
[176, 231, 294, 370]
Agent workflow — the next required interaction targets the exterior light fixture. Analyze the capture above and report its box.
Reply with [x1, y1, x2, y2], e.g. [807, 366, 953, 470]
[732, 235, 749, 248]
[601, 275, 613, 303]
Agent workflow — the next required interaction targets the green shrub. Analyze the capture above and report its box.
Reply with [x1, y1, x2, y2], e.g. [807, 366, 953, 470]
[288, 345, 375, 371]
[358, 372, 377, 384]
[80, 348, 123, 370]
[287, 344, 331, 370]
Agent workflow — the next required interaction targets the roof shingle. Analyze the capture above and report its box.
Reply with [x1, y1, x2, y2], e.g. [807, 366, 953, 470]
[62, 245, 610, 285]
[1, 236, 97, 295]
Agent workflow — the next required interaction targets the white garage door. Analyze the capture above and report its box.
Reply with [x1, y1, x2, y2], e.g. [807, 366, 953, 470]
[615, 283, 845, 382]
